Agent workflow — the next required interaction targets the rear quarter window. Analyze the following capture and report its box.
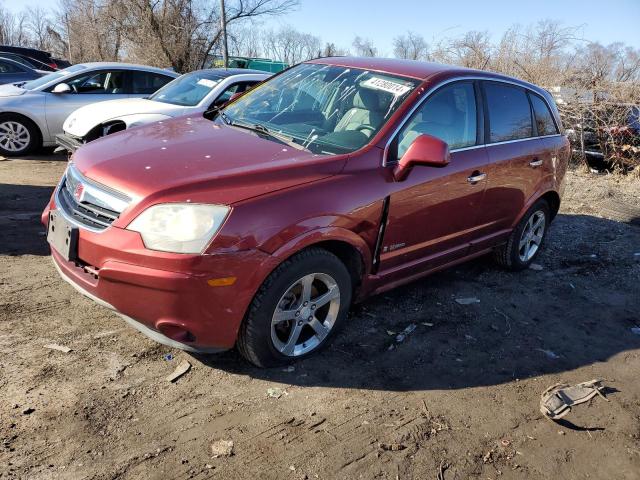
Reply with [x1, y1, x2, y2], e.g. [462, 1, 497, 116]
[484, 82, 533, 143]
[529, 93, 559, 136]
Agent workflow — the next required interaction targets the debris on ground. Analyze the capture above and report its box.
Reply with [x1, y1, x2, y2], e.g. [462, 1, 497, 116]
[210, 439, 234, 458]
[282, 365, 295, 372]
[378, 442, 406, 451]
[267, 387, 286, 399]
[395, 323, 416, 342]
[437, 460, 450, 480]
[166, 360, 191, 383]
[537, 348, 560, 359]
[22, 407, 35, 415]
[163, 353, 174, 361]
[455, 297, 480, 305]
[631, 327, 640, 336]
[44, 343, 72, 353]
[421, 322, 434, 327]
[529, 263, 544, 271]
[540, 379, 608, 421]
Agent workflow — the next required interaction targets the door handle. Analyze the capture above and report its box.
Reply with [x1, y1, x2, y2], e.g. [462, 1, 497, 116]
[467, 172, 487, 184]
[529, 158, 543, 168]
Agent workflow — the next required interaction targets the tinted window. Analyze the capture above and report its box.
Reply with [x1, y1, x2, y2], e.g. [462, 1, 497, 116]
[396, 81, 477, 159]
[0, 60, 24, 73]
[66, 70, 126, 94]
[484, 82, 533, 142]
[130, 71, 173, 94]
[529, 93, 558, 136]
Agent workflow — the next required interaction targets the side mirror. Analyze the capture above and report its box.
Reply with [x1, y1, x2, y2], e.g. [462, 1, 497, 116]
[393, 134, 450, 182]
[52, 83, 71, 94]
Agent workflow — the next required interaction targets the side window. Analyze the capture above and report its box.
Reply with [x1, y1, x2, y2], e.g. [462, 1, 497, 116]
[396, 81, 477, 159]
[0, 60, 23, 73]
[65, 70, 126, 94]
[529, 93, 559, 136]
[484, 82, 533, 142]
[130, 71, 174, 94]
[212, 81, 258, 107]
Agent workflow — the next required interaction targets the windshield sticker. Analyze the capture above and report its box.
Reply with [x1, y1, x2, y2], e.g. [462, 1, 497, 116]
[197, 78, 218, 88]
[361, 77, 411, 96]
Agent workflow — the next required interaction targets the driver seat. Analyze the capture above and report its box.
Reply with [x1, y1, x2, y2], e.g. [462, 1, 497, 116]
[334, 89, 386, 138]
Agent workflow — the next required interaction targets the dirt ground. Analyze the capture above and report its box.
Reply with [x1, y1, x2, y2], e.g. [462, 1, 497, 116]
[1, 154, 639, 480]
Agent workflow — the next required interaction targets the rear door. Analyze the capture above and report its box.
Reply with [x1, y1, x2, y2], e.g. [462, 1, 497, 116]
[379, 80, 490, 272]
[127, 70, 175, 97]
[472, 81, 543, 250]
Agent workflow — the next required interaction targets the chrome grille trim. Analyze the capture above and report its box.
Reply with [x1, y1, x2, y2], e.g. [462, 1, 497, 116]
[55, 164, 131, 232]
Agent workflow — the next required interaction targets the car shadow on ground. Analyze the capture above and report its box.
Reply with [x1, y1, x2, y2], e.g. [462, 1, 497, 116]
[196, 213, 640, 392]
[0, 184, 54, 256]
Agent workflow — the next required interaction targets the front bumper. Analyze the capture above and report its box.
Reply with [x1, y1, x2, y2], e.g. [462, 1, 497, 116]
[55, 133, 83, 153]
[43, 202, 278, 352]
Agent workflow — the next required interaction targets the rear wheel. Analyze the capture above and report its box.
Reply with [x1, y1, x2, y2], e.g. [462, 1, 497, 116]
[237, 248, 352, 367]
[0, 114, 40, 157]
[494, 199, 550, 270]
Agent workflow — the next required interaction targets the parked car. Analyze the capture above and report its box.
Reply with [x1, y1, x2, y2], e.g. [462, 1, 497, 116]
[56, 68, 269, 152]
[42, 57, 570, 367]
[0, 57, 42, 84]
[0, 45, 64, 71]
[0, 62, 177, 156]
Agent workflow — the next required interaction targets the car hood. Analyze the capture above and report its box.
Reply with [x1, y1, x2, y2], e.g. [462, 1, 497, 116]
[65, 98, 185, 136]
[0, 84, 27, 97]
[72, 115, 347, 208]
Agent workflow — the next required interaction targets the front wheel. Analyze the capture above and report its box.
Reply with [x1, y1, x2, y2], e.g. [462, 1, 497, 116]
[0, 115, 40, 157]
[237, 248, 352, 367]
[494, 199, 550, 271]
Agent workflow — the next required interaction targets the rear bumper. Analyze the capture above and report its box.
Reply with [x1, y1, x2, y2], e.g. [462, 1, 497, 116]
[43, 202, 279, 352]
[55, 133, 83, 152]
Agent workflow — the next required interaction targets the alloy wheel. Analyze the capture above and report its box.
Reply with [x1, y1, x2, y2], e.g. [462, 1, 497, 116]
[0, 121, 30, 152]
[518, 210, 546, 262]
[270, 272, 341, 357]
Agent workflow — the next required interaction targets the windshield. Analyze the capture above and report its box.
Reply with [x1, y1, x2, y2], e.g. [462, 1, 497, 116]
[221, 63, 419, 155]
[22, 64, 87, 90]
[150, 71, 223, 106]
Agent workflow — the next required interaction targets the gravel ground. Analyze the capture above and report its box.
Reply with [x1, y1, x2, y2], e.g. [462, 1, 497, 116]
[1, 154, 639, 480]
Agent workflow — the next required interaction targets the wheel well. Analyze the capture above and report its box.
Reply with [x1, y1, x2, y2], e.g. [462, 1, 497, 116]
[306, 240, 365, 289]
[0, 112, 42, 144]
[86, 120, 127, 142]
[540, 191, 561, 220]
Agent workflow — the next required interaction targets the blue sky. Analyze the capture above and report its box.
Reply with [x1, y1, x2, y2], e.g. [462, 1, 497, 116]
[5, 0, 640, 53]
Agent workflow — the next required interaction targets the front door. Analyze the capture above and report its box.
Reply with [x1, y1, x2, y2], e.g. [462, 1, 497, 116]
[379, 80, 489, 274]
[44, 69, 130, 141]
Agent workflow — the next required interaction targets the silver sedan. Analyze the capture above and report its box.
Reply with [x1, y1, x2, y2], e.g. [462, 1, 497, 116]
[0, 62, 178, 156]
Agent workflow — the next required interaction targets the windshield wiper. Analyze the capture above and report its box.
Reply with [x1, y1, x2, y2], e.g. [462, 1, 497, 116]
[230, 120, 310, 152]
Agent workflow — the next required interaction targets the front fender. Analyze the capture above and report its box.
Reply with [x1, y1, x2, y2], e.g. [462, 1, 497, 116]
[120, 113, 173, 130]
[266, 226, 373, 275]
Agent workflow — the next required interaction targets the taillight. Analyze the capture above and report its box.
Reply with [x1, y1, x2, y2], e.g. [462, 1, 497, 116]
[48, 62, 58, 69]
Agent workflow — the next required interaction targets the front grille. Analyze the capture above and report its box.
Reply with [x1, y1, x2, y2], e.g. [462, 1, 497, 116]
[56, 165, 130, 231]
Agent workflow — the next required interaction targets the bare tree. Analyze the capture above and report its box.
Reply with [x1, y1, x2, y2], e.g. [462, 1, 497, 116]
[352, 36, 376, 57]
[393, 31, 428, 60]
[262, 25, 321, 65]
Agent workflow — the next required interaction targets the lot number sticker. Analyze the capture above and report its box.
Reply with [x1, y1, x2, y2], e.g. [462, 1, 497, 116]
[362, 77, 411, 96]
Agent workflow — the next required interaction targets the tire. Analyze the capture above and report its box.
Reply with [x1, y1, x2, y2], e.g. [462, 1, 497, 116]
[0, 114, 40, 157]
[237, 248, 352, 367]
[494, 199, 550, 271]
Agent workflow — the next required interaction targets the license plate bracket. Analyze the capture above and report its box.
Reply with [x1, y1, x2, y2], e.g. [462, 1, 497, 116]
[47, 210, 78, 261]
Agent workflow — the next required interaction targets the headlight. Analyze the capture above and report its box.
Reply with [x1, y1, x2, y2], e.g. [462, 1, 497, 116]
[127, 203, 230, 254]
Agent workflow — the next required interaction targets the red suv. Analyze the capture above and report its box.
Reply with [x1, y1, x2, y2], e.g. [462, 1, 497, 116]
[43, 58, 569, 367]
